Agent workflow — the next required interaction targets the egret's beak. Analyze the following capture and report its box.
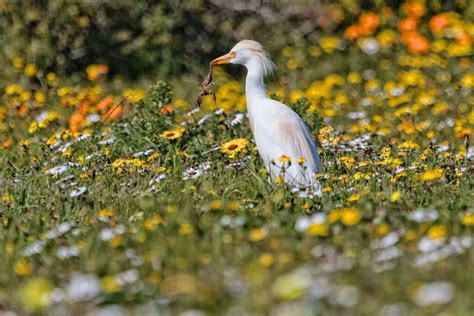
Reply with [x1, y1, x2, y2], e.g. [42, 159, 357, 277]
[211, 52, 235, 66]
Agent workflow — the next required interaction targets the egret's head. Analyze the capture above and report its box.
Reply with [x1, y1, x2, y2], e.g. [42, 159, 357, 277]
[211, 40, 276, 77]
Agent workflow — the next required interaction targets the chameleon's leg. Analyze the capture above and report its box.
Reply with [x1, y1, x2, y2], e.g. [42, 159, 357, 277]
[197, 95, 203, 107]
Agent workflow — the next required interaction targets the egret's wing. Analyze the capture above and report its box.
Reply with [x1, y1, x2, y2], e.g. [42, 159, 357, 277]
[277, 117, 322, 173]
[249, 99, 322, 187]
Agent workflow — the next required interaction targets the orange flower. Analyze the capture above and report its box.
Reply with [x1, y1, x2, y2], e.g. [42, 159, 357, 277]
[429, 14, 449, 33]
[403, 1, 425, 18]
[160, 104, 174, 114]
[96, 96, 114, 112]
[345, 25, 361, 40]
[403, 31, 429, 54]
[103, 105, 124, 121]
[1, 139, 13, 149]
[77, 101, 90, 115]
[455, 127, 472, 138]
[456, 32, 472, 46]
[359, 12, 379, 35]
[86, 64, 109, 81]
[13, 104, 29, 117]
[397, 17, 418, 33]
[69, 111, 85, 132]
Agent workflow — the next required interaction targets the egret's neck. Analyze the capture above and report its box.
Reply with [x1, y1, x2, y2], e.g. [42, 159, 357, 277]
[244, 59, 267, 106]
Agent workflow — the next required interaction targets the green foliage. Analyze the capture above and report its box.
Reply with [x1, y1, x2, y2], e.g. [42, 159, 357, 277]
[2, 0, 472, 81]
[113, 81, 173, 154]
[147, 80, 173, 110]
[0, 1, 396, 79]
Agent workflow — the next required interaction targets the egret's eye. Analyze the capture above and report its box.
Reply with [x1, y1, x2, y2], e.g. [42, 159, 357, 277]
[229, 51, 236, 58]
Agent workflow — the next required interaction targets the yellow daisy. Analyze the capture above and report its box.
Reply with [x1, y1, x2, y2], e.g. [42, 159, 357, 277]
[419, 169, 443, 181]
[279, 155, 291, 163]
[160, 127, 185, 140]
[296, 157, 306, 164]
[220, 138, 249, 158]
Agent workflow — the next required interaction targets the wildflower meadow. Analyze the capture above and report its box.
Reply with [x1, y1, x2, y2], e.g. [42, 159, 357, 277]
[0, 1, 473, 315]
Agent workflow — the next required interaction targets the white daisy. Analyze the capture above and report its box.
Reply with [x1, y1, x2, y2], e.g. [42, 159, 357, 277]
[413, 282, 454, 306]
[56, 246, 80, 259]
[46, 164, 69, 175]
[69, 186, 87, 197]
[66, 274, 101, 301]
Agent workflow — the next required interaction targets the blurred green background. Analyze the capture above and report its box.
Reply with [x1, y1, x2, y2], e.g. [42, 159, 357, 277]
[1, 0, 472, 83]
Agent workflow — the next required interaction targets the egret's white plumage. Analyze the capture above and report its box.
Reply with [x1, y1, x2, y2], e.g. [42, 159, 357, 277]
[212, 40, 322, 190]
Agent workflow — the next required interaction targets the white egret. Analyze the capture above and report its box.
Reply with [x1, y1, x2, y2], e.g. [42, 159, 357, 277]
[211, 40, 322, 191]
